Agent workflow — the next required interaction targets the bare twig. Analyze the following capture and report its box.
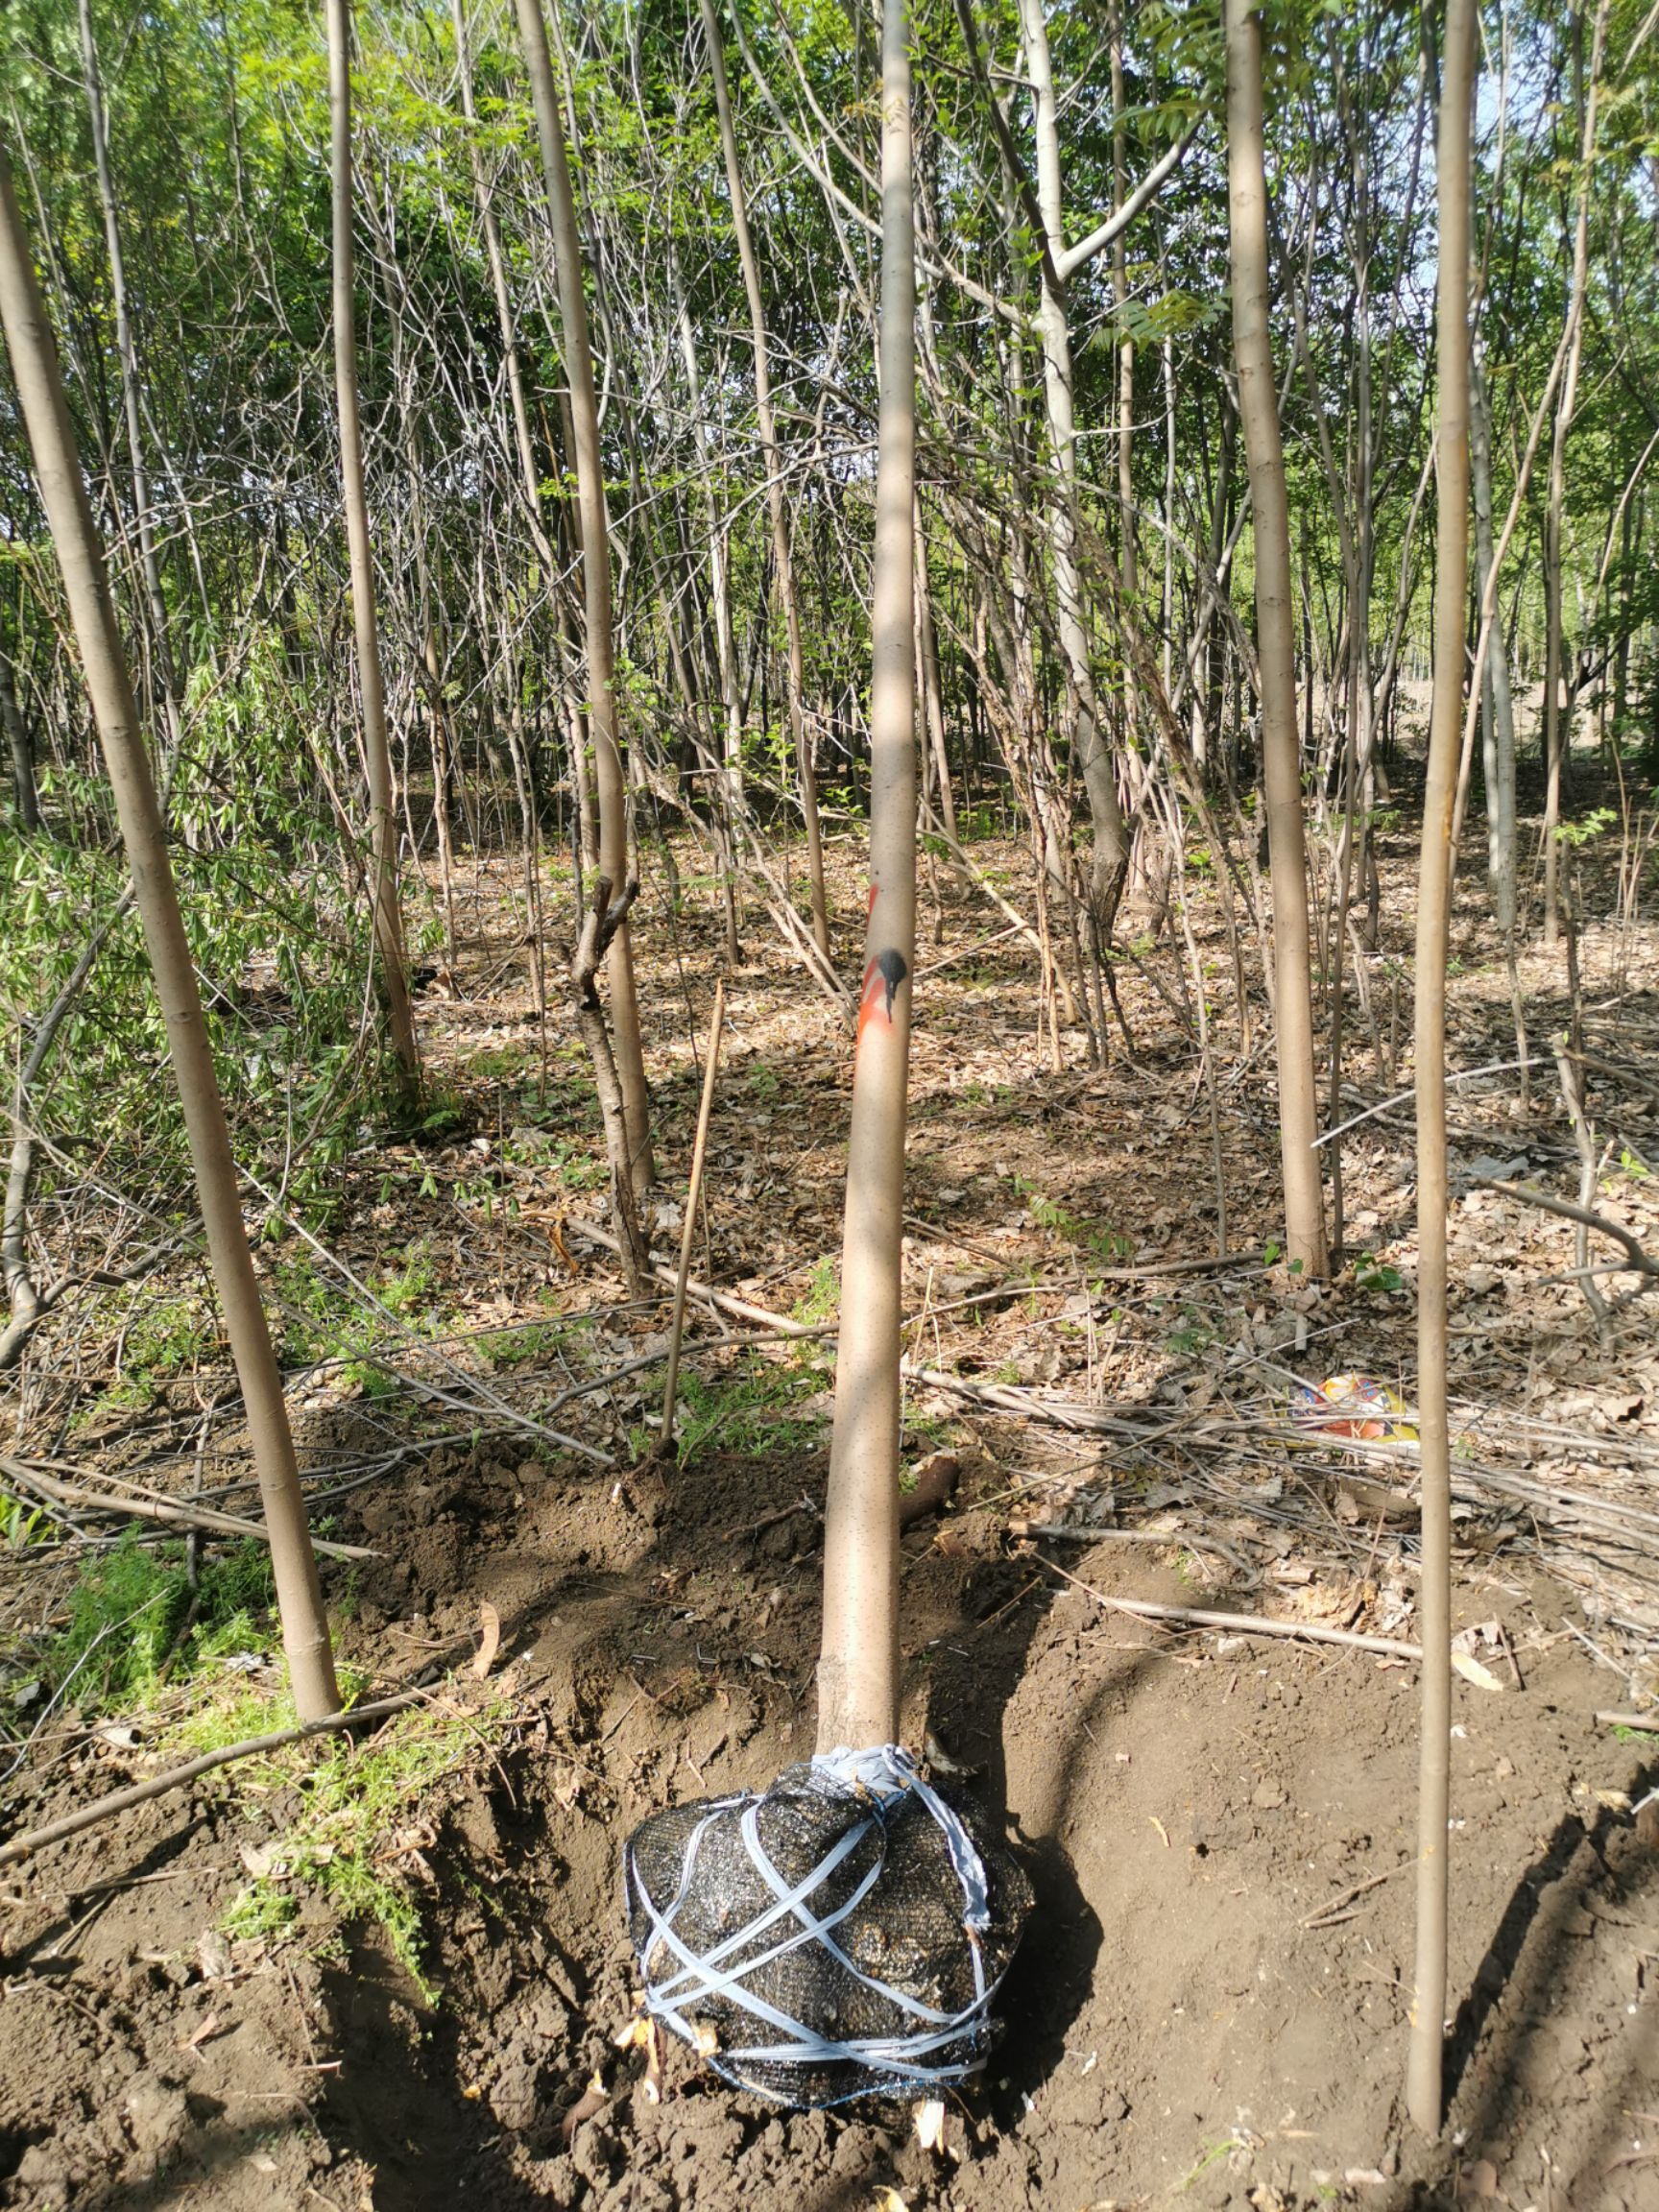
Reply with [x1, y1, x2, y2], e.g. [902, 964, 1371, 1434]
[1299, 1860, 1414, 1929]
[660, 979, 725, 1449]
[0, 1689, 427, 1868]
[1036, 1554, 1421, 1659]
[1478, 1176, 1659, 1301]
[0, 1454, 375, 1561]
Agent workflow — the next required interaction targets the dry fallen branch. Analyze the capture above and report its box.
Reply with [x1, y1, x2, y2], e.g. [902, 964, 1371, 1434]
[0, 1689, 426, 1869]
[1034, 1554, 1421, 1660]
[0, 1453, 376, 1561]
[1478, 1176, 1659, 1304]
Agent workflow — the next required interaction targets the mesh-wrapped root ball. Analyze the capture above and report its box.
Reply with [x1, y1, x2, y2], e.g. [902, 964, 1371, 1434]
[625, 1744, 1032, 2107]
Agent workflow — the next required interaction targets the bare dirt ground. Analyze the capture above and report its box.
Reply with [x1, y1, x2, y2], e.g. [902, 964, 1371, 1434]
[5, 779, 1659, 2212]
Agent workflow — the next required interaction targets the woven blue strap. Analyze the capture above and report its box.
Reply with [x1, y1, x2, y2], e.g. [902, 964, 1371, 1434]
[628, 1743, 1002, 2100]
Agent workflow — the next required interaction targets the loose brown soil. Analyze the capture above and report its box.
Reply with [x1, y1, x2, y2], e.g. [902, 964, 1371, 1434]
[6, 796, 1659, 2211]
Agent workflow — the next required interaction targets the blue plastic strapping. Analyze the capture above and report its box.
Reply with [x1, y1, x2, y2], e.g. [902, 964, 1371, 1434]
[627, 1743, 1001, 2101]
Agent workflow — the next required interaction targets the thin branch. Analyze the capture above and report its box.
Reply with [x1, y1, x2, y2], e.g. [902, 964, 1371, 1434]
[0, 1689, 428, 1869]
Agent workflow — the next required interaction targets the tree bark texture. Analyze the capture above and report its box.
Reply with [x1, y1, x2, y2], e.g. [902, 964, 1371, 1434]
[0, 139, 341, 1723]
[1223, 0, 1329, 1279]
[514, 0, 656, 1194]
[816, 0, 914, 1756]
[700, 0, 831, 959]
[1407, 0, 1477, 2139]
[327, 0, 421, 1093]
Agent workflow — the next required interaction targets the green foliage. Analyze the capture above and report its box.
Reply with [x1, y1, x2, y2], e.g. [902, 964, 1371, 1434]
[1165, 1309, 1216, 1358]
[672, 1346, 830, 1467]
[1009, 1174, 1132, 1264]
[46, 1535, 276, 1717]
[216, 1701, 503, 2002]
[1352, 1254, 1405, 1296]
[791, 1256, 840, 1325]
[272, 1245, 441, 1396]
[0, 635, 384, 1241]
[1554, 805, 1618, 850]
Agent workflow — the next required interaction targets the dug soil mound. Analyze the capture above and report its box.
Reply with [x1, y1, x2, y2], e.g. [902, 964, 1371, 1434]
[5, 1432, 1658, 2212]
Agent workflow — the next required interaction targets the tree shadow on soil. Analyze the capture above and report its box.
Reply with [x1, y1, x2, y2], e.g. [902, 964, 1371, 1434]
[1436, 1751, 1659, 2203]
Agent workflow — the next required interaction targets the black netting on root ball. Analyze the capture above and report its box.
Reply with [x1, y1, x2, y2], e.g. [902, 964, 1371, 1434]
[624, 1744, 1031, 2107]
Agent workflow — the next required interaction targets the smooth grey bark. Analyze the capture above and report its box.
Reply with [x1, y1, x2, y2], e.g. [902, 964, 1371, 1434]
[1542, 0, 1610, 948]
[326, 0, 420, 1094]
[1223, 0, 1329, 1278]
[0, 642, 39, 831]
[0, 139, 340, 1722]
[1470, 334, 1517, 934]
[1407, 0, 1477, 2138]
[700, 0, 831, 958]
[75, 0, 182, 768]
[1014, 0, 1129, 918]
[513, 0, 655, 1195]
[816, 0, 915, 1756]
[450, 0, 598, 863]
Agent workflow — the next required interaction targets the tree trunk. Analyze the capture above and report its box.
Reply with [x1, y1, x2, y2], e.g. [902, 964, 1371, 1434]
[1470, 334, 1517, 935]
[1016, 0, 1130, 924]
[1223, 0, 1329, 1278]
[816, 0, 915, 1756]
[1542, 0, 1609, 948]
[0, 138, 340, 1724]
[1407, 0, 1476, 2138]
[514, 0, 655, 1196]
[0, 641, 39, 832]
[75, 0, 183, 771]
[700, 0, 831, 959]
[326, 0, 420, 1097]
[451, 0, 598, 862]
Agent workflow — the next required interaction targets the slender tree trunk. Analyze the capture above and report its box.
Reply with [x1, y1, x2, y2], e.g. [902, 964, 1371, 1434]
[700, 0, 831, 959]
[1407, 0, 1476, 2139]
[1112, 2, 1140, 791]
[1016, 0, 1130, 923]
[1542, 0, 1609, 948]
[1223, 0, 1328, 1278]
[817, 0, 915, 1755]
[326, 0, 420, 1096]
[514, 0, 655, 1195]
[0, 642, 39, 831]
[75, 0, 182, 769]
[451, 0, 597, 861]
[916, 517, 957, 844]
[1470, 334, 1517, 934]
[0, 138, 340, 1723]
[672, 273, 743, 967]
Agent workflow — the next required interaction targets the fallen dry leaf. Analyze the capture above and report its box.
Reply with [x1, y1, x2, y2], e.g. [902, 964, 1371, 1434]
[472, 1601, 502, 1680]
[178, 2011, 220, 2054]
[1452, 1651, 1506, 1694]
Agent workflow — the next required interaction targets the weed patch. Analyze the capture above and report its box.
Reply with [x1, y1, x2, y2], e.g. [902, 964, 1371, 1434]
[208, 1698, 504, 2001]
[46, 1535, 276, 1718]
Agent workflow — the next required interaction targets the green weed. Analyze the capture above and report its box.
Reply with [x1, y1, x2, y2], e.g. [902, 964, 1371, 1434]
[791, 1257, 840, 1326]
[272, 1245, 440, 1394]
[673, 1349, 829, 1465]
[47, 1535, 276, 1718]
[212, 1699, 501, 2002]
[1009, 1174, 1132, 1264]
